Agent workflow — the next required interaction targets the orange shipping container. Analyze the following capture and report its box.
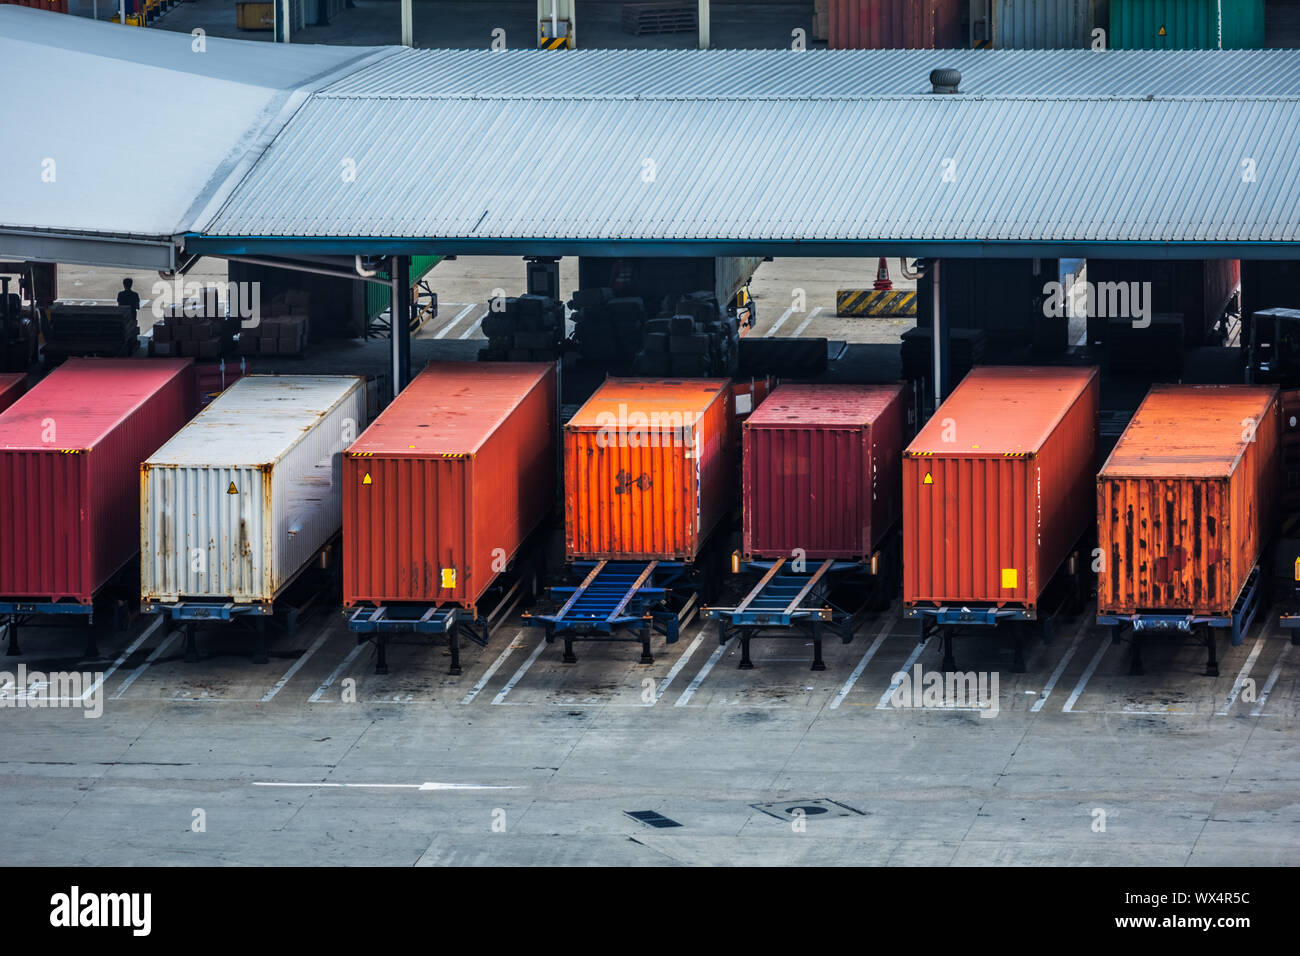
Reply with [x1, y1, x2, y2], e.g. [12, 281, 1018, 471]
[565, 378, 734, 562]
[342, 362, 557, 610]
[1097, 385, 1280, 618]
[903, 366, 1099, 613]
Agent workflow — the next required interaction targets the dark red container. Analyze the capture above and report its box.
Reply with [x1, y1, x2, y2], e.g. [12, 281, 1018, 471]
[343, 361, 556, 610]
[0, 0, 69, 12]
[743, 383, 907, 561]
[0, 358, 195, 604]
[828, 0, 964, 49]
[0, 373, 24, 416]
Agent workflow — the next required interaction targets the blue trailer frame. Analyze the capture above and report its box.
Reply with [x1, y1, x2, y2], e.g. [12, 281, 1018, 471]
[1, 600, 104, 659]
[1097, 566, 1265, 676]
[143, 600, 278, 664]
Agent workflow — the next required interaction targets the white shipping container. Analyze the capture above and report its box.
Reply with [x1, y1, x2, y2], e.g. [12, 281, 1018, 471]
[141, 375, 367, 606]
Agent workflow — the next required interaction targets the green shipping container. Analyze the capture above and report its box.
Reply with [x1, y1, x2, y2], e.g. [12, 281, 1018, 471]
[365, 255, 443, 320]
[1109, 0, 1265, 49]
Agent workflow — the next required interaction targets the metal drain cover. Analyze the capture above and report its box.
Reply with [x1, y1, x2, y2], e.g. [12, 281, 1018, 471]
[624, 810, 682, 829]
[751, 798, 864, 821]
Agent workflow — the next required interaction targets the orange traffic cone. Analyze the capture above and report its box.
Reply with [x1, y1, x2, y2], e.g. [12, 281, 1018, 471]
[873, 257, 893, 291]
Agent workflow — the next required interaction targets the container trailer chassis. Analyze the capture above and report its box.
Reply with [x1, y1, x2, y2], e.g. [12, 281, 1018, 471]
[905, 548, 1089, 673]
[348, 571, 534, 676]
[522, 559, 704, 664]
[1098, 566, 1267, 677]
[1, 600, 127, 661]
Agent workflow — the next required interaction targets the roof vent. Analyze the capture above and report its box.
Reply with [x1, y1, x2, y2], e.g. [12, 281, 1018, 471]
[930, 68, 961, 94]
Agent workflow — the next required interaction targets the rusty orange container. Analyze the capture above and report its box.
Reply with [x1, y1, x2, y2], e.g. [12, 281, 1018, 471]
[1097, 385, 1280, 617]
[903, 366, 1099, 613]
[743, 383, 907, 561]
[565, 378, 734, 562]
[0, 373, 24, 416]
[342, 362, 557, 610]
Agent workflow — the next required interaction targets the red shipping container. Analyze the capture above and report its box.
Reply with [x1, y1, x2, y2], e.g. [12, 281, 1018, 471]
[0, 358, 195, 604]
[743, 383, 907, 561]
[0, 0, 69, 12]
[903, 366, 1099, 613]
[0, 373, 25, 416]
[343, 362, 556, 610]
[566, 378, 735, 561]
[828, 0, 964, 49]
[1097, 385, 1280, 617]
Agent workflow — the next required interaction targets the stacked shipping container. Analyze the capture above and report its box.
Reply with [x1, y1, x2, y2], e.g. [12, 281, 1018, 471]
[342, 362, 557, 611]
[565, 378, 734, 561]
[141, 375, 366, 606]
[743, 384, 907, 561]
[827, 0, 964, 49]
[0, 358, 195, 604]
[1097, 385, 1280, 616]
[903, 366, 1100, 613]
[1109, 0, 1265, 49]
[972, 0, 1101, 49]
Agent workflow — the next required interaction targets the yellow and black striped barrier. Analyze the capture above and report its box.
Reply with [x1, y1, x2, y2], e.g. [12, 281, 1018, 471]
[538, 36, 572, 49]
[836, 289, 917, 318]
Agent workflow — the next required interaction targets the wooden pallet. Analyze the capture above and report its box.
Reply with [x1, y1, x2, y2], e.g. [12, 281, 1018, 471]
[621, 2, 697, 35]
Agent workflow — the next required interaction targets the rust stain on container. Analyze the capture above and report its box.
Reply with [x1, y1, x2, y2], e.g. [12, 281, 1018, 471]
[0, 358, 195, 604]
[828, 0, 964, 49]
[565, 378, 734, 562]
[0, 373, 25, 416]
[1097, 385, 1280, 617]
[903, 366, 1099, 613]
[343, 362, 556, 610]
[743, 383, 907, 561]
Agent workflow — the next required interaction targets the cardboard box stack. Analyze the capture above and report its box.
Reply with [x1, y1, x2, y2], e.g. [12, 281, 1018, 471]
[238, 291, 310, 357]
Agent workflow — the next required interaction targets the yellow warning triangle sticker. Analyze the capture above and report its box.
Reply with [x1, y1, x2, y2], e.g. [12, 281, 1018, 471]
[362, 473, 372, 485]
[1158, 25, 1166, 35]
[227, 482, 238, 495]
[923, 472, 933, 485]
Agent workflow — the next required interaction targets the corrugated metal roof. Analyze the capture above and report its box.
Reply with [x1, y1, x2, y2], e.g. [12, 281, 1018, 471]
[320, 46, 1300, 99]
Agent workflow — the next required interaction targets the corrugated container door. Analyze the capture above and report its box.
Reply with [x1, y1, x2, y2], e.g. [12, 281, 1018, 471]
[1111, 0, 1265, 49]
[744, 425, 867, 560]
[991, 0, 1096, 49]
[142, 465, 269, 604]
[904, 454, 1034, 606]
[0, 452, 89, 601]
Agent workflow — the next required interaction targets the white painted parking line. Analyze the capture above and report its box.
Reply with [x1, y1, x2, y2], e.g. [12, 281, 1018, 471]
[674, 638, 732, 707]
[763, 306, 797, 338]
[789, 306, 824, 338]
[253, 781, 518, 791]
[875, 638, 929, 709]
[1031, 614, 1092, 713]
[309, 641, 367, 703]
[830, 611, 897, 710]
[434, 303, 476, 339]
[652, 627, 707, 705]
[1217, 632, 1268, 715]
[80, 615, 165, 702]
[462, 629, 525, 705]
[1061, 634, 1112, 713]
[109, 630, 180, 700]
[458, 308, 487, 340]
[1250, 641, 1292, 717]
[491, 635, 549, 705]
[260, 626, 331, 703]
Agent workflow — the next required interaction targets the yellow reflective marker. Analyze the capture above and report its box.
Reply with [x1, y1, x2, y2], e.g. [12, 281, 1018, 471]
[923, 472, 934, 485]
[227, 482, 238, 495]
[1294, 556, 1300, 582]
[1001, 568, 1018, 589]
[441, 568, 456, 589]
[362, 473, 372, 485]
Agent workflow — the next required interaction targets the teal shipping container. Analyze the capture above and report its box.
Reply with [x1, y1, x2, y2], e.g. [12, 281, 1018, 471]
[1109, 0, 1265, 49]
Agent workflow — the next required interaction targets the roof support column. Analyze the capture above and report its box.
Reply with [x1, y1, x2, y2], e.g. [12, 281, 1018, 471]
[391, 255, 411, 396]
[401, 0, 413, 47]
[932, 259, 949, 415]
[698, 0, 710, 49]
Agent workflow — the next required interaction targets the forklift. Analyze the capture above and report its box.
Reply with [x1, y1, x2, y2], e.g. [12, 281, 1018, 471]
[1244, 307, 1300, 641]
[0, 269, 39, 373]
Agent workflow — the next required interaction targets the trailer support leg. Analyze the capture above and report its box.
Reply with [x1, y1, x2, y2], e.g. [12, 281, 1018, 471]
[1129, 632, 1144, 676]
[1012, 622, 1026, 674]
[182, 622, 199, 663]
[639, 620, 653, 665]
[5, 615, 19, 656]
[375, 636, 389, 675]
[252, 616, 268, 665]
[942, 627, 956, 672]
[563, 637, 577, 664]
[811, 622, 825, 671]
[83, 616, 99, 661]
[448, 626, 462, 676]
[1205, 626, 1219, 678]
[1111, 624, 1122, 645]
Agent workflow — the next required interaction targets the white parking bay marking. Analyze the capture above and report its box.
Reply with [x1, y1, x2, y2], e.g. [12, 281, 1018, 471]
[830, 611, 897, 710]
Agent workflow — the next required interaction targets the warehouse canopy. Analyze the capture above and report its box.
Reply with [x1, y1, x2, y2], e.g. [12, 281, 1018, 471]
[4, 7, 1300, 267]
